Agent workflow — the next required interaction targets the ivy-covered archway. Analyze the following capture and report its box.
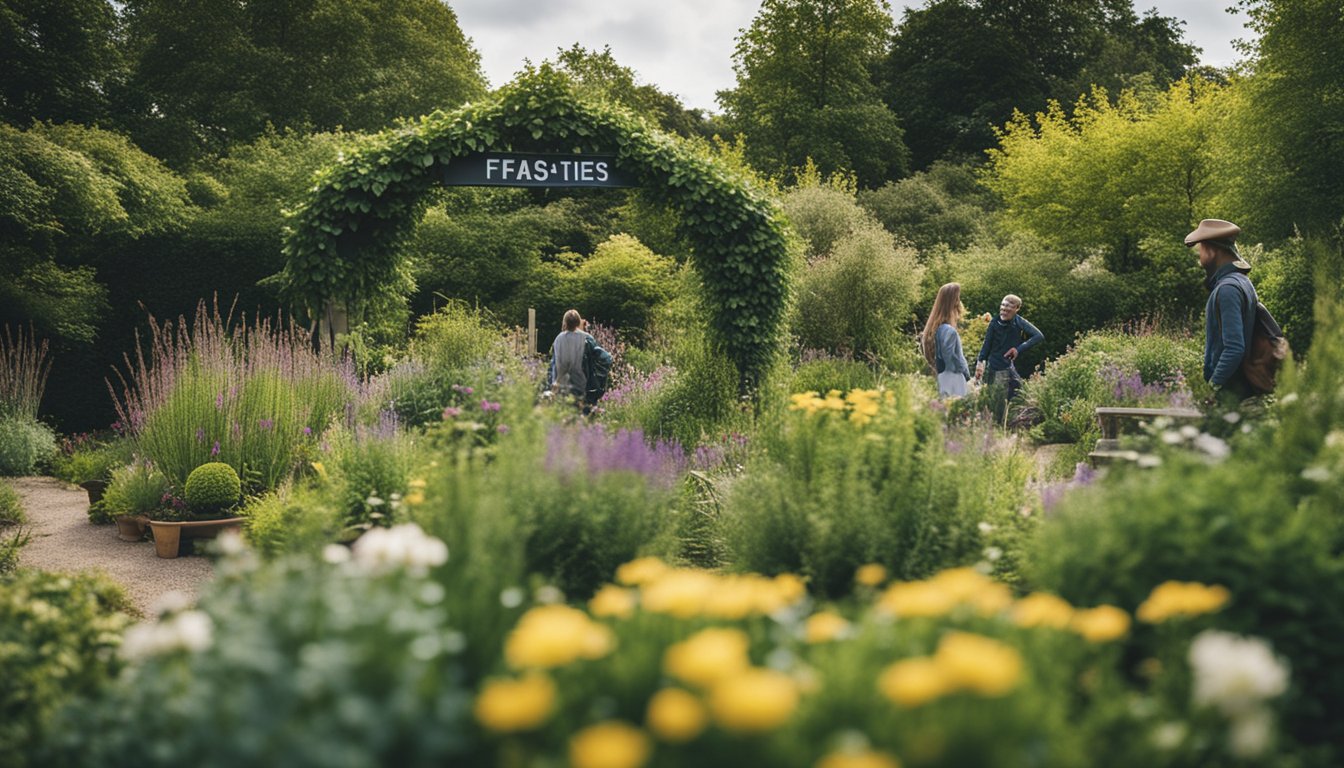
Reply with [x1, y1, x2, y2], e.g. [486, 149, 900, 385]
[279, 67, 791, 389]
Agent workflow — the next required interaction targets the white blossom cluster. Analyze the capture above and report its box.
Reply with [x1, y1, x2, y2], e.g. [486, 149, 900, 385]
[120, 610, 214, 661]
[1188, 630, 1291, 758]
[349, 523, 448, 576]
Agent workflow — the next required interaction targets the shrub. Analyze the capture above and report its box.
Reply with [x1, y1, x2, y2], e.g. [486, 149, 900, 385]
[321, 416, 415, 535]
[569, 234, 676, 335]
[1019, 329, 1205, 445]
[779, 185, 871, 259]
[1252, 235, 1316, 355]
[857, 161, 995, 253]
[184, 463, 242, 517]
[631, 338, 746, 448]
[787, 352, 882, 395]
[53, 439, 131, 485]
[793, 224, 924, 363]
[99, 461, 170, 522]
[0, 570, 132, 768]
[51, 531, 476, 767]
[717, 381, 1031, 597]
[0, 480, 23, 526]
[0, 415, 57, 476]
[241, 485, 341, 560]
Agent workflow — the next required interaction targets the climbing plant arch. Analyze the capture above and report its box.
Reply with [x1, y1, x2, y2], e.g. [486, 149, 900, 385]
[279, 67, 791, 388]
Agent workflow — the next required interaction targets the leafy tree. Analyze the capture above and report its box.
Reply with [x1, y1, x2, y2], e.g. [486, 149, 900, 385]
[552, 45, 711, 139]
[983, 78, 1223, 272]
[719, 0, 908, 186]
[857, 161, 997, 252]
[0, 0, 124, 125]
[1221, 0, 1344, 240]
[119, 0, 487, 164]
[884, 0, 1196, 169]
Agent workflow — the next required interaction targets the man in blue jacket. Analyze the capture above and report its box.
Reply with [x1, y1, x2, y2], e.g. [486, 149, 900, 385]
[1185, 219, 1256, 402]
[974, 294, 1044, 400]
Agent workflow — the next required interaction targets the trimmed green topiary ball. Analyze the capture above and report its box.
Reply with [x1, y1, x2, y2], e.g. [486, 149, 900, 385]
[184, 462, 241, 515]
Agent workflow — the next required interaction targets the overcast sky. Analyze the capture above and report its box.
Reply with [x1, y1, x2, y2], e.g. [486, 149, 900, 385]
[452, 0, 1252, 114]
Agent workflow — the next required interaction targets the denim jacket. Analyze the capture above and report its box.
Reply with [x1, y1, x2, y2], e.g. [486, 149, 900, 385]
[977, 315, 1044, 372]
[1204, 264, 1257, 387]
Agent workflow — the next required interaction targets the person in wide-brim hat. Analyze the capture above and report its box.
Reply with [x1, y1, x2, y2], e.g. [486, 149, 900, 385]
[1185, 218, 1250, 271]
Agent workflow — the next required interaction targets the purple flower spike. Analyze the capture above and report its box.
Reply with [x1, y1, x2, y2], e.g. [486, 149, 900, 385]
[195, 427, 205, 443]
[215, 392, 224, 409]
[303, 426, 313, 436]
[258, 418, 274, 431]
[211, 440, 221, 456]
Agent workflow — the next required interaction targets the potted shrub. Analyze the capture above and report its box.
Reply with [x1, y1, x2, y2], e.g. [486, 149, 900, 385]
[148, 462, 245, 558]
[65, 443, 131, 509]
[99, 461, 169, 540]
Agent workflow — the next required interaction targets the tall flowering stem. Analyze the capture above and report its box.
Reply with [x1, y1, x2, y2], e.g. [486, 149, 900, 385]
[0, 324, 52, 419]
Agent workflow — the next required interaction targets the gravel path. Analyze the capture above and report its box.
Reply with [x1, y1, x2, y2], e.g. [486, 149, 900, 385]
[11, 476, 214, 617]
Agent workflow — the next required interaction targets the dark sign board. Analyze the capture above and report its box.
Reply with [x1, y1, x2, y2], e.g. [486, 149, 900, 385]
[441, 152, 637, 188]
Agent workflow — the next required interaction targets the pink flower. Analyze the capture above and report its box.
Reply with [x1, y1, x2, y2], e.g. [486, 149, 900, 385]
[442, 406, 462, 419]
[480, 399, 501, 413]
[496, 424, 510, 435]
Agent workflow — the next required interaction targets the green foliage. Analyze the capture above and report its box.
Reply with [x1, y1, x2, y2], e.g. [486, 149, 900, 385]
[98, 461, 169, 523]
[884, 0, 1197, 170]
[410, 301, 502, 374]
[0, 0, 125, 126]
[1020, 329, 1205, 444]
[780, 184, 870, 261]
[633, 338, 746, 449]
[857, 161, 996, 252]
[322, 423, 415, 535]
[52, 541, 477, 767]
[0, 415, 57, 476]
[119, 0, 487, 164]
[53, 440, 132, 485]
[0, 569, 132, 768]
[241, 485, 341, 560]
[0, 480, 22, 526]
[793, 223, 923, 363]
[718, 381, 1031, 597]
[569, 234, 676, 334]
[720, 0, 907, 185]
[184, 462, 241, 516]
[281, 66, 792, 390]
[1251, 236, 1316, 355]
[787, 355, 882, 395]
[552, 44, 711, 139]
[984, 79, 1223, 273]
[0, 324, 51, 420]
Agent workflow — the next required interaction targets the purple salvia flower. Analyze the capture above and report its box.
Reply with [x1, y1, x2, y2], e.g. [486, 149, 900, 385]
[195, 427, 205, 443]
[211, 440, 220, 456]
[303, 426, 313, 437]
[215, 391, 224, 409]
[258, 418, 274, 431]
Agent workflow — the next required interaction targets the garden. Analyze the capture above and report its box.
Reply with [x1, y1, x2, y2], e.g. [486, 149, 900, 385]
[4, 1, 1344, 767]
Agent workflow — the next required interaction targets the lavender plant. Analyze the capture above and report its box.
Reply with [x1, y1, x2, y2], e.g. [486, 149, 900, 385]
[0, 325, 52, 420]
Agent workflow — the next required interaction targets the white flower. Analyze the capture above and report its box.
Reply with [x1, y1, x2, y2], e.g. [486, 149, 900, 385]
[1279, 392, 1299, 405]
[215, 529, 246, 556]
[149, 590, 193, 617]
[983, 546, 1003, 562]
[1161, 430, 1184, 445]
[120, 610, 215, 661]
[1301, 466, 1331, 483]
[1179, 425, 1200, 439]
[173, 611, 214, 653]
[499, 586, 525, 608]
[1150, 721, 1187, 751]
[1222, 411, 1242, 424]
[322, 544, 351, 564]
[1228, 707, 1274, 759]
[1192, 433, 1231, 461]
[1189, 631, 1290, 717]
[977, 521, 994, 534]
[534, 585, 565, 605]
[350, 523, 448, 575]
[1137, 454, 1163, 468]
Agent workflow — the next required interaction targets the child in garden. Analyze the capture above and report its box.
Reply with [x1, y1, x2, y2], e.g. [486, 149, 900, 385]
[921, 283, 972, 398]
[544, 309, 613, 414]
[974, 293, 1044, 400]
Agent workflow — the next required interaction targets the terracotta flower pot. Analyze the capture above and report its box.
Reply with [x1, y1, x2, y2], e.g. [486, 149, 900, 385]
[79, 479, 109, 506]
[114, 514, 150, 542]
[148, 517, 245, 559]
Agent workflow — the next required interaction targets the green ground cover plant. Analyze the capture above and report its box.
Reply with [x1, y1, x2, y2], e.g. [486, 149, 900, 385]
[0, 414, 57, 476]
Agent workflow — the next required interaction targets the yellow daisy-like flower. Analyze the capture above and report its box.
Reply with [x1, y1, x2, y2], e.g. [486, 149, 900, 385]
[1135, 581, 1231, 623]
[589, 585, 637, 619]
[702, 576, 760, 620]
[789, 391, 823, 412]
[805, 611, 851, 643]
[615, 557, 669, 586]
[876, 580, 958, 618]
[403, 490, 425, 506]
[645, 688, 708, 743]
[407, 477, 427, 489]
[855, 563, 888, 587]
[569, 721, 652, 768]
[474, 674, 556, 732]
[1070, 605, 1131, 642]
[664, 627, 752, 688]
[815, 749, 904, 768]
[930, 568, 1013, 615]
[1012, 593, 1075, 629]
[640, 568, 717, 618]
[933, 632, 1023, 697]
[709, 668, 800, 732]
[504, 604, 614, 669]
[878, 657, 952, 708]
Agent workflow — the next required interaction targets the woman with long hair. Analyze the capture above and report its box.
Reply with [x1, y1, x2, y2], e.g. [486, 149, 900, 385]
[921, 283, 972, 398]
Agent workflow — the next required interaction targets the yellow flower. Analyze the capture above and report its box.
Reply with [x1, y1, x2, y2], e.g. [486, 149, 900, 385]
[805, 611, 851, 643]
[1070, 605, 1131, 642]
[589, 585, 637, 619]
[823, 395, 847, 412]
[569, 721, 652, 768]
[615, 557, 669, 586]
[934, 632, 1023, 697]
[928, 567, 1011, 614]
[504, 604, 614, 669]
[876, 581, 957, 618]
[789, 391, 822, 411]
[663, 627, 751, 688]
[1136, 581, 1231, 623]
[1012, 593, 1075, 629]
[855, 563, 888, 587]
[709, 668, 799, 732]
[408, 477, 427, 489]
[815, 749, 903, 768]
[878, 657, 952, 708]
[769, 573, 808, 607]
[403, 491, 425, 506]
[640, 569, 717, 617]
[310, 461, 328, 480]
[703, 577, 760, 620]
[646, 688, 708, 743]
[474, 674, 556, 732]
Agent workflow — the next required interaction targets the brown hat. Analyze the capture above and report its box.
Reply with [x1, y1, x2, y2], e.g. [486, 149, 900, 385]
[1185, 219, 1250, 269]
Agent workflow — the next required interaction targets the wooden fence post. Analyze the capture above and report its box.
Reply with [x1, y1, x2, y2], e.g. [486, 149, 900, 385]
[527, 308, 537, 356]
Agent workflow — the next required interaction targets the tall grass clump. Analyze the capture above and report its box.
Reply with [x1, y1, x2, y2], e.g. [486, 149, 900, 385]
[0, 325, 52, 420]
[717, 380, 1031, 597]
[110, 302, 354, 493]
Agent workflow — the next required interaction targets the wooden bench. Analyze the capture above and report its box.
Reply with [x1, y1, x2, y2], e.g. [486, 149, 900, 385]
[1089, 406, 1203, 466]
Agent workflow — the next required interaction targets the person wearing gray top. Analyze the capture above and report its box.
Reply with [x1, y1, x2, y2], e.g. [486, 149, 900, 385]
[544, 309, 614, 413]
